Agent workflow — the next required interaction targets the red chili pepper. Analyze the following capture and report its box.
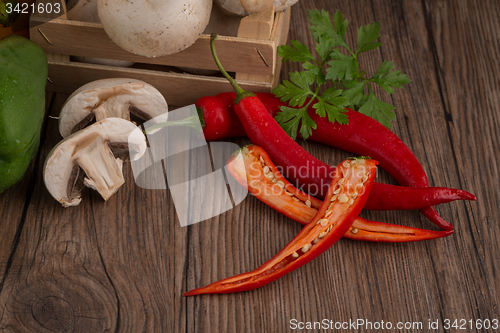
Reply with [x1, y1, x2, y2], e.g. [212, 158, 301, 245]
[227, 145, 452, 242]
[195, 92, 475, 228]
[183, 155, 378, 296]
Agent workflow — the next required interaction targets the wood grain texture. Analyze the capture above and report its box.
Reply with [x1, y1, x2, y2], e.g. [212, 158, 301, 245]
[29, 18, 276, 75]
[1, 0, 498, 332]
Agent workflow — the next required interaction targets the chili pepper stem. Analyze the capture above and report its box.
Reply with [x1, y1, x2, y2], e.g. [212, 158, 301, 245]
[143, 114, 203, 135]
[210, 33, 255, 104]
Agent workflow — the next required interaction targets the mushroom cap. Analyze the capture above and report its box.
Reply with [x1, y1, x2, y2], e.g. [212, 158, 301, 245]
[97, 0, 212, 57]
[59, 78, 168, 138]
[44, 118, 147, 207]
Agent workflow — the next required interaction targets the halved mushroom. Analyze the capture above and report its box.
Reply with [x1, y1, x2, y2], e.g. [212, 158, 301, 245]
[44, 118, 147, 207]
[59, 78, 168, 138]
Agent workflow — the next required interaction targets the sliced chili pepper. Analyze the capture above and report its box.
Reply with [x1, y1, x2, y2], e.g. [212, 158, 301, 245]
[183, 155, 378, 296]
[227, 145, 452, 242]
[194, 89, 475, 229]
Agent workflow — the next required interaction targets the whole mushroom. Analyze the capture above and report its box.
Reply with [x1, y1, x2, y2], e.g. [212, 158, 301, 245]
[59, 78, 168, 138]
[44, 118, 147, 207]
[97, 0, 212, 57]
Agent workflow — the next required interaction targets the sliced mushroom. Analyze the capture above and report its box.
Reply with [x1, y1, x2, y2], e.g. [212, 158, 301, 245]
[59, 78, 168, 138]
[44, 118, 147, 207]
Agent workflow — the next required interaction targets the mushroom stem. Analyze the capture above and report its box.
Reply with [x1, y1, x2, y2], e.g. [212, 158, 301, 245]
[74, 136, 125, 201]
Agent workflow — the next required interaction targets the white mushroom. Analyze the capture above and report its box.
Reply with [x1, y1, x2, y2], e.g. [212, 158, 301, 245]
[59, 78, 168, 138]
[216, 0, 299, 16]
[44, 118, 147, 207]
[97, 0, 212, 57]
[66, 0, 134, 67]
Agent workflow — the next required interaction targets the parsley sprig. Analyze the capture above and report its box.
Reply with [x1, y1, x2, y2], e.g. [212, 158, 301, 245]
[272, 9, 411, 140]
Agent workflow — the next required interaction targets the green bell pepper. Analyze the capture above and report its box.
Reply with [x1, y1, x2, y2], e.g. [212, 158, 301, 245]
[0, 35, 47, 193]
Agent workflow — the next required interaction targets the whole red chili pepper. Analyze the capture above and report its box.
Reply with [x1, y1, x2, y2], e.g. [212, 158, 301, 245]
[227, 145, 453, 242]
[195, 92, 475, 228]
[183, 155, 378, 296]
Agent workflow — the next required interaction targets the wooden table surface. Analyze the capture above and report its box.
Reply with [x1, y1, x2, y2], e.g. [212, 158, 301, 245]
[1, 0, 499, 332]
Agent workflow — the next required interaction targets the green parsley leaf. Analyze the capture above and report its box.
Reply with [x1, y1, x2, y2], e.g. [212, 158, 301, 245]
[371, 61, 412, 94]
[326, 50, 357, 81]
[315, 34, 336, 63]
[333, 10, 348, 40]
[308, 9, 350, 50]
[313, 97, 349, 124]
[356, 22, 381, 55]
[272, 71, 315, 107]
[358, 92, 396, 129]
[303, 62, 325, 85]
[278, 40, 316, 63]
[274, 9, 410, 139]
[343, 81, 365, 106]
[275, 106, 316, 140]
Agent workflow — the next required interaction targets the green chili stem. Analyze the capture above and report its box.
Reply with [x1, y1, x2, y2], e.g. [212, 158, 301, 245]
[210, 33, 254, 104]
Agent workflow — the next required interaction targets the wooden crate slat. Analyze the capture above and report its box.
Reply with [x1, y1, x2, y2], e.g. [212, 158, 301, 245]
[30, 18, 276, 75]
[236, 6, 275, 82]
[46, 60, 273, 107]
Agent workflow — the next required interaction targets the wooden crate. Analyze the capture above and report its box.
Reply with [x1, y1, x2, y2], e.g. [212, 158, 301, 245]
[29, 1, 291, 106]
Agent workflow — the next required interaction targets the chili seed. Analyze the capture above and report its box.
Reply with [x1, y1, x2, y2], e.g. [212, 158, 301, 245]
[318, 231, 326, 239]
[313, 238, 321, 244]
[259, 156, 264, 164]
[351, 228, 359, 234]
[305, 200, 311, 208]
[338, 193, 349, 203]
[343, 161, 350, 168]
[333, 186, 341, 194]
[302, 243, 312, 253]
[263, 166, 270, 174]
[292, 252, 299, 258]
[276, 180, 285, 189]
[348, 198, 354, 205]
[319, 219, 329, 227]
[330, 194, 338, 202]
[352, 193, 358, 199]
[271, 178, 277, 184]
[325, 209, 333, 217]
[292, 197, 301, 202]
[285, 191, 294, 196]
[338, 178, 345, 185]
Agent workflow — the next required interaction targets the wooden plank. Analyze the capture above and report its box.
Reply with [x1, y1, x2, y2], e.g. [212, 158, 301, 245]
[0, 92, 54, 287]
[235, 6, 275, 82]
[0, 0, 498, 331]
[0, 94, 180, 331]
[29, 18, 276, 75]
[44, 60, 273, 107]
